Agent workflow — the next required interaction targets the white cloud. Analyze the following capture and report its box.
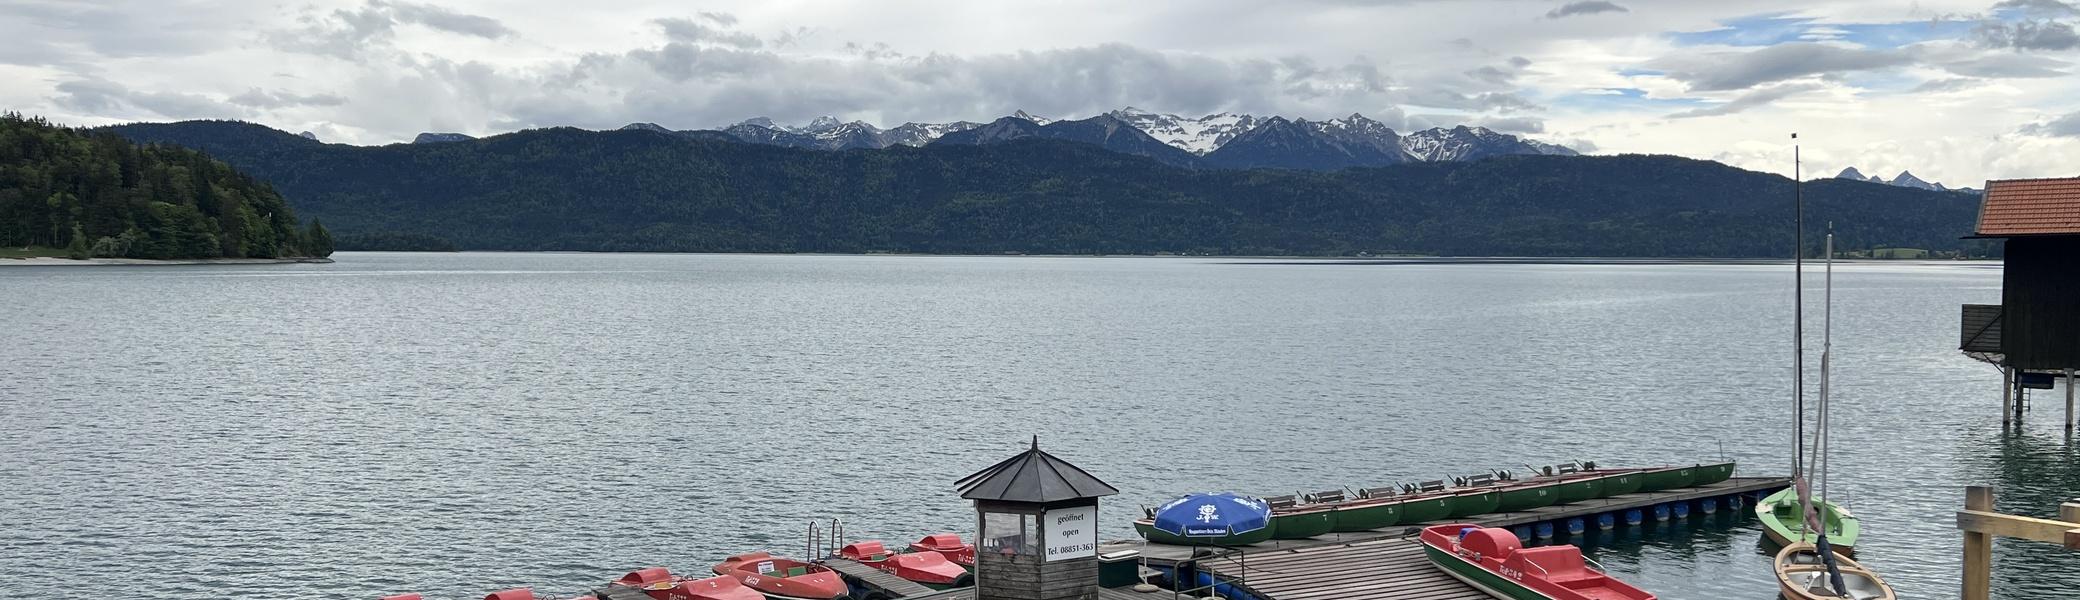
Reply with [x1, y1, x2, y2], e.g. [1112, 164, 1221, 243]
[1, 0, 2078, 185]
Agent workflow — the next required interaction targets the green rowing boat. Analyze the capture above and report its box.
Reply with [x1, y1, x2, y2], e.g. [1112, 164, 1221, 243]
[1756, 487, 1859, 552]
[1491, 479, 1563, 513]
[1635, 465, 1696, 492]
[1268, 506, 1336, 539]
[1691, 461, 1736, 486]
[1326, 496, 1403, 532]
[1445, 488, 1501, 518]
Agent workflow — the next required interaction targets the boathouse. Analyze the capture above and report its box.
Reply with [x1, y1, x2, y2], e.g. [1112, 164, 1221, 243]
[955, 437, 1119, 600]
[1960, 177, 2080, 428]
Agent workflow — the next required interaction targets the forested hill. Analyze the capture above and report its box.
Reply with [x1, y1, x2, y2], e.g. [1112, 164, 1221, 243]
[1, 114, 331, 259]
[101, 119, 1985, 257]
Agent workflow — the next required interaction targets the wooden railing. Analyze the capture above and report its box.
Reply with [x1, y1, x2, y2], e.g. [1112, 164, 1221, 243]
[1956, 486, 2080, 599]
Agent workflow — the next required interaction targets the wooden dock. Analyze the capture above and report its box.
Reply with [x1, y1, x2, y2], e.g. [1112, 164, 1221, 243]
[820, 557, 939, 598]
[906, 586, 1173, 600]
[1096, 477, 1789, 600]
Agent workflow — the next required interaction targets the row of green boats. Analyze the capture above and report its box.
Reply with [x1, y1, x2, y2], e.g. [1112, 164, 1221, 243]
[1134, 461, 1736, 545]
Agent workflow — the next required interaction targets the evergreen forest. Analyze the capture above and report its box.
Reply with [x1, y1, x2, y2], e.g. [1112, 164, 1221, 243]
[1, 113, 330, 259]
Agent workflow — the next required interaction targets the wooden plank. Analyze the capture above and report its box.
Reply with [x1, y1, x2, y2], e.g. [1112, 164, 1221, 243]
[1955, 509, 2080, 549]
[820, 557, 936, 597]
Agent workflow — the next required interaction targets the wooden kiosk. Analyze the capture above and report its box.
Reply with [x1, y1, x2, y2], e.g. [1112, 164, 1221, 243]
[954, 437, 1119, 600]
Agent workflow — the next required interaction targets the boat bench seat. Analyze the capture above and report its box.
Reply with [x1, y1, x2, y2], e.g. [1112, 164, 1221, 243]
[1306, 490, 1345, 503]
[1358, 487, 1398, 499]
[1262, 495, 1298, 509]
[785, 566, 807, 577]
[1512, 546, 1589, 581]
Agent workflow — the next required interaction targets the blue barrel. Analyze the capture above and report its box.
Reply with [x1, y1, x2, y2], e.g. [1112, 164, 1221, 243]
[1652, 504, 1671, 521]
[1512, 525, 1532, 541]
[1623, 508, 1644, 525]
[1673, 502, 1691, 518]
[1701, 498, 1718, 514]
[1728, 494, 1745, 509]
[1534, 522, 1556, 539]
[1566, 517, 1587, 535]
[1595, 513, 1616, 530]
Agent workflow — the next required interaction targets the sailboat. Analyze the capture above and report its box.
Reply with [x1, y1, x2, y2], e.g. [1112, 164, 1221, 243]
[1757, 138, 1863, 552]
[1764, 215, 1892, 598]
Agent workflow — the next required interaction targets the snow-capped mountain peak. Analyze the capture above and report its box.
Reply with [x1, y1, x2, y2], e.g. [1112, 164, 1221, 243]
[1010, 110, 1053, 125]
[803, 116, 844, 133]
[1833, 166, 1972, 193]
[1104, 108, 1267, 156]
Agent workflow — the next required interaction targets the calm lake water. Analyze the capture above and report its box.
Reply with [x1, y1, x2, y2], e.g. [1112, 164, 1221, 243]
[1, 252, 2074, 600]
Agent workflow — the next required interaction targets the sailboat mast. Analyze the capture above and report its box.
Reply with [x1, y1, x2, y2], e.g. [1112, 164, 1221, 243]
[1792, 134, 1804, 480]
[1820, 229, 1833, 505]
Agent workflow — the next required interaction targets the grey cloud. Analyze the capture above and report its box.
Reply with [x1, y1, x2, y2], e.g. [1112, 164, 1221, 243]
[1648, 43, 1912, 91]
[2019, 110, 2080, 136]
[1469, 115, 1544, 133]
[1546, 1, 1628, 19]
[1937, 52, 2068, 77]
[1969, 18, 2080, 50]
[1667, 83, 1822, 118]
[270, 1, 513, 60]
[53, 76, 240, 120]
[53, 78, 129, 113]
[698, 12, 740, 27]
[0, 1, 240, 67]
[1911, 77, 1982, 92]
[227, 88, 350, 109]
[653, 17, 763, 49]
[384, 1, 514, 39]
[1992, 0, 2079, 16]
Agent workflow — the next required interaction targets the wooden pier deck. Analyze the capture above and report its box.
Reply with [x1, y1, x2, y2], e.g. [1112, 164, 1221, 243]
[1096, 477, 1789, 600]
[819, 557, 939, 597]
[908, 586, 1172, 600]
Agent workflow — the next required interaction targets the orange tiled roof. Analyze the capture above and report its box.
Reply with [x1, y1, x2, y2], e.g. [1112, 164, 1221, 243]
[1977, 177, 2080, 236]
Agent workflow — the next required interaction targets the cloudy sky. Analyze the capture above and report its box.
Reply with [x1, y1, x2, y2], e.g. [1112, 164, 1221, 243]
[8, 0, 2080, 185]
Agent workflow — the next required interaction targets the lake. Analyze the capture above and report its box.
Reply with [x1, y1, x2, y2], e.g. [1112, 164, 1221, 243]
[1, 252, 2072, 599]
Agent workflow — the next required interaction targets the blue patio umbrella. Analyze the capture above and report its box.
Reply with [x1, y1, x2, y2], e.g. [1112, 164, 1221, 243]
[1150, 493, 1272, 538]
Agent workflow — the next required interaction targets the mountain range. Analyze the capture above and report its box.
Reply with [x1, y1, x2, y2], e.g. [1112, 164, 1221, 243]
[407, 108, 1575, 172]
[97, 119, 1983, 258]
[1835, 167, 1976, 193]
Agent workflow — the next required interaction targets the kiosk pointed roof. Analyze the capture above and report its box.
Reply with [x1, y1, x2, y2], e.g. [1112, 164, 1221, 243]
[956, 437, 1119, 502]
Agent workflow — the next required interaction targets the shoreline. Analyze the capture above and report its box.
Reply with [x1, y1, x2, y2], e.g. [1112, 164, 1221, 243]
[0, 257, 334, 266]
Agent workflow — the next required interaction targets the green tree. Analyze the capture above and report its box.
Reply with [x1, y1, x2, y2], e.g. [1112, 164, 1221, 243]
[65, 224, 89, 259]
[306, 219, 333, 257]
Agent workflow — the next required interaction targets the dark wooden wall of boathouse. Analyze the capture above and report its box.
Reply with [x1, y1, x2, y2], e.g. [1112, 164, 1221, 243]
[2000, 236, 2080, 370]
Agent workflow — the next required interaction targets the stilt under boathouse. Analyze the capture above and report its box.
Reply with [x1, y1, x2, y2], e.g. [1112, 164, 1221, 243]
[1959, 177, 2080, 430]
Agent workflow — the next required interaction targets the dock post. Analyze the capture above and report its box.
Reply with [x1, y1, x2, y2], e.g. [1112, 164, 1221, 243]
[2002, 366, 2013, 426]
[2066, 368, 2074, 433]
[1963, 486, 1993, 600]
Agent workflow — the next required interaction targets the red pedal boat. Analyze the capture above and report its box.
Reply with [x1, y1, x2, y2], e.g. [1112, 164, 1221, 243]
[381, 590, 591, 600]
[1420, 524, 1656, 600]
[611, 567, 765, 600]
[711, 552, 850, 600]
[907, 534, 975, 569]
[837, 541, 974, 589]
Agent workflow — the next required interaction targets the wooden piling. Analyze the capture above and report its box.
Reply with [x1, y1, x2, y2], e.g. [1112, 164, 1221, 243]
[1957, 486, 2080, 600]
[1962, 486, 1993, 600]
[2002, 366, 2014, 425]
[2067, 368, 2075, 433]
